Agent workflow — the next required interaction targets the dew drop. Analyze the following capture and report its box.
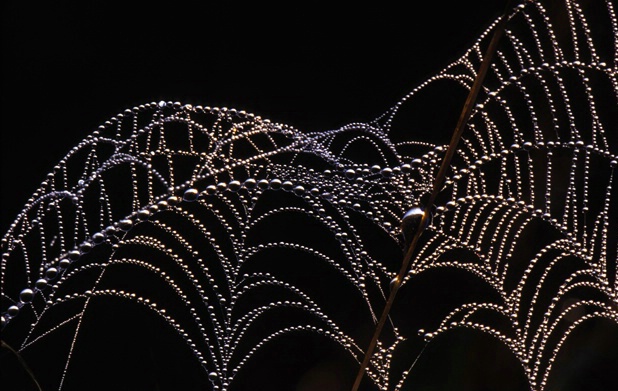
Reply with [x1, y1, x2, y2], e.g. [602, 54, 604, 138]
[92, 232, 106, 244]
[7, 305, 19, 317]
[269, 179, 282, 190]
[20, 289, 34, 303]
[401, 206, 431, 247]
[35, 278, 48, 289]
[257, 179, 270, 189]
[228, 180, 242, 192]
[183, 188, 199, 201]
[243, 178, 257, 189]
[118, 219, 134, 232]
[45, 267, 59, 279]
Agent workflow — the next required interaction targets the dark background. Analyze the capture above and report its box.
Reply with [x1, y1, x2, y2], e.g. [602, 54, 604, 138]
[1, 0, 507, 234]
[5, 2, 617, 391]
[0, 3, 510, 390]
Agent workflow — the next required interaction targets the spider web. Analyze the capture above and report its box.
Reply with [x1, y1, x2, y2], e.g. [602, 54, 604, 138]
[1, 1, 617, 390]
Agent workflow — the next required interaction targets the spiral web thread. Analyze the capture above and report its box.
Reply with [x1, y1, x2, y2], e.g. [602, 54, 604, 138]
[1, 0, 616, 390]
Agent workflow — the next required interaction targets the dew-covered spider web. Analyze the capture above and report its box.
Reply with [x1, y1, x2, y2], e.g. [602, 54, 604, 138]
[1, 0, 617, 390]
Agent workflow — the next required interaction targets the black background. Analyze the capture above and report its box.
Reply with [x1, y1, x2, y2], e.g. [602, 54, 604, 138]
[3, 1, 617, 391]
[1, 0, 507, 234]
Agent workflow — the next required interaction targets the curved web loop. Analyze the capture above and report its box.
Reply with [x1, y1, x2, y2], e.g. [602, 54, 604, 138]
[1, 1, 616, 390]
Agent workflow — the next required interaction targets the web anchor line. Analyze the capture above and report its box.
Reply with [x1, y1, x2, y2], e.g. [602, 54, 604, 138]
[350, 1, 515, 390]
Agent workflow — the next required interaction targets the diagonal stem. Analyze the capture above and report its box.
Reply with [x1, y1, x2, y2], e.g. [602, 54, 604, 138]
[350, 2, 515, 390]
[1, 339, 43, 391]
